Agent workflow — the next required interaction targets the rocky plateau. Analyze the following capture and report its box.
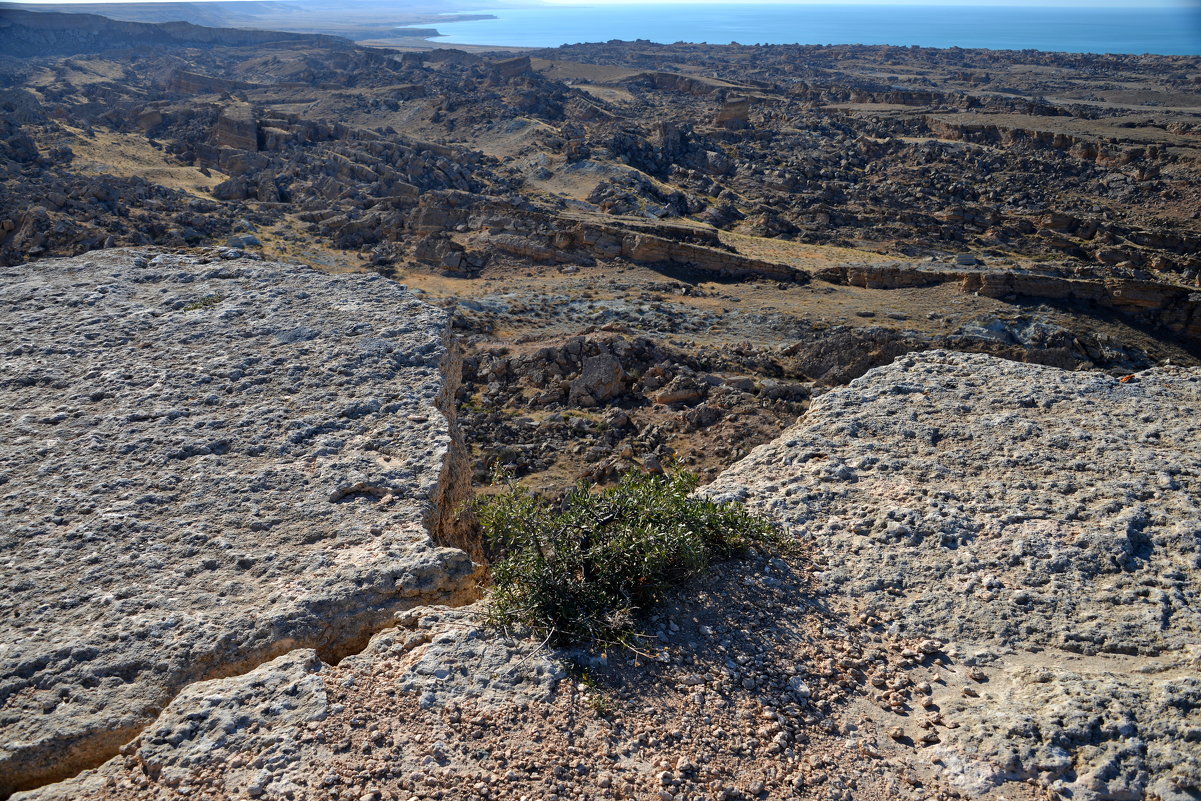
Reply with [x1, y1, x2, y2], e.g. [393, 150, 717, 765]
[1, 6, 1200, 801]
[0, 249, 479, 795]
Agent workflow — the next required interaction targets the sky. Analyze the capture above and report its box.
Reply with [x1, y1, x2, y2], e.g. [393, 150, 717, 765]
[9, 0, 1199, 5]
[7, 0, 1196, 5]
[537, 0, 1197, 5]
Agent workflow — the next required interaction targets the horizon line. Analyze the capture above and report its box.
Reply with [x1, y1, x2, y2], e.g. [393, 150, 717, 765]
[4, 0, 1197, 6]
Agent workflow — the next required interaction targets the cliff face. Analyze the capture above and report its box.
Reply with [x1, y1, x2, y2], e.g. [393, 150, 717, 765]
[816, 261, 1201, 349]
[708, 351, 1201, 801]
[163, 69, 252, 96]
[0, 249, 479, 796]
[214, 105, 258, 151]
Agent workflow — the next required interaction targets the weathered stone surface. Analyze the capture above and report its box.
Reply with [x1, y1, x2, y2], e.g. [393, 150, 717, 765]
[568, 352, 627, 406]
[490, 55, 533, 81]
[214, 105, 258, 151]
[14, 649, 332, 801]
[15, 605, 567, 801]
[708, 351, 1201, 800]
[714, 96, 751, 129]
[363, 605, 567, 709]
[18, 351, 1201, 801]
[0, 249, 477, 795]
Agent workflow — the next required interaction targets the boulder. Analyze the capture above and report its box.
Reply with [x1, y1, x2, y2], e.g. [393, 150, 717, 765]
[214, 105, 258, 151]
[714, 97, 751, 130]
[491, 55, 532, 81]
[568, 353, 626, 406]
[652, 375, 707, 406]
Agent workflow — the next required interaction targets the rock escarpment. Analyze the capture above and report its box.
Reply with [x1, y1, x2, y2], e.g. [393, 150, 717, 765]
[0, 250, 478, 796]
[818, 261, 1201, 348]
[708, 351, 1201, 801]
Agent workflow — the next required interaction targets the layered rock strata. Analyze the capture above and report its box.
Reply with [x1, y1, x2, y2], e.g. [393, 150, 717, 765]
[0, 250, 478, 796]
[819, 261, 1201, 347]
[708, 351, 1201, 800]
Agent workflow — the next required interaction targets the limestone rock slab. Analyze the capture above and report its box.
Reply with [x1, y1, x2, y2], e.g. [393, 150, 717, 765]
[0, 250, 476, 795]
[14, 605, 567, 801]
[708, 350, 1201, 800]
[14, 649, 332, 801]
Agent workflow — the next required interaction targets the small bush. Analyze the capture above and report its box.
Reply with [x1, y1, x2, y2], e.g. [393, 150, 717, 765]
[182, 293, 224, 311]
[475, 469, 780, 645]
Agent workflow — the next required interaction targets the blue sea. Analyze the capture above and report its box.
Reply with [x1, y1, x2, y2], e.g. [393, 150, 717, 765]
[427, 3, 1201, 55]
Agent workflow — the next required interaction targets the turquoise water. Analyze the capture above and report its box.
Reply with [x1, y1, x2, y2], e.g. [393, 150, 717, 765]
[426, 3, 1201, 55]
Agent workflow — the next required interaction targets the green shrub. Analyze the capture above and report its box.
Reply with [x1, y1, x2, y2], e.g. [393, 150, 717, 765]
[475, 469, 780, 645]
[181, 293, 225, 311]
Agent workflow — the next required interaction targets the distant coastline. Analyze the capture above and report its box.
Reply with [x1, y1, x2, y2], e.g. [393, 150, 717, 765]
[416, 3, 1201, 55]
[390, 14, 496, 44]
[0, 3, 502, 44]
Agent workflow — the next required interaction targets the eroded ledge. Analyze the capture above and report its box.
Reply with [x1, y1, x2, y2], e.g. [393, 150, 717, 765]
[0, 249, 481, 797]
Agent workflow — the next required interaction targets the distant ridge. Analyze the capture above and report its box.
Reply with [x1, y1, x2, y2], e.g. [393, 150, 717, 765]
[0, 1, 289, 27]
[0, 8, 347, 57]
[0, 1, 289, 28]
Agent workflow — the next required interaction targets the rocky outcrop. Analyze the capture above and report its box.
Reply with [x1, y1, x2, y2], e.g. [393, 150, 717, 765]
[615, 229, 798, 281]
[214, 105, 258, 151]
[714, 97, 751, 130]
[12, 606, 568, 801]
[925, 115, 1155, 166]
[490, 55, 533, 81]
[628, 71, 735, 97]
[409, 200, 807, 282]
[819, 261, 1201, 350]
[13, 345, 1201, 801]
[708, 351, 1201, 800]
[163, 69, 255, 97]
[0, 250, 479, 796]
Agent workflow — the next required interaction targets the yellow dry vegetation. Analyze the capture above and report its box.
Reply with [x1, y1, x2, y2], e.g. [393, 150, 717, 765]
[64, 128, 227, 198]
[253, 217, 370, 273]
[717, 230, 894, 268]
[572, 84, 636, 105]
